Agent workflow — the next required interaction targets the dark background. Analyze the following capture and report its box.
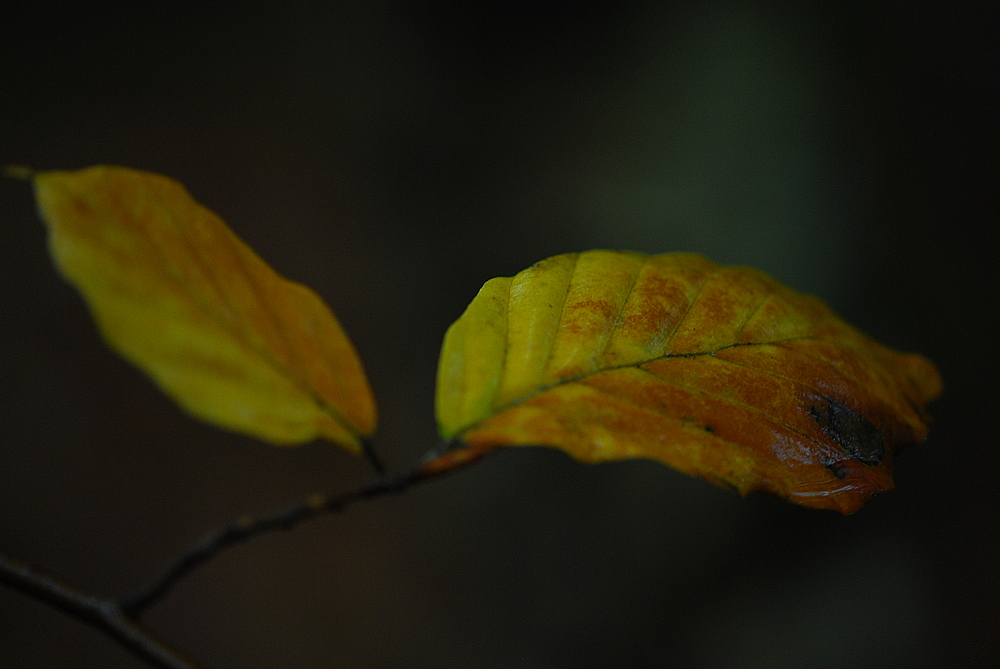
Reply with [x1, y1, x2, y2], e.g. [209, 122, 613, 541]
[1, 2, 995, 667]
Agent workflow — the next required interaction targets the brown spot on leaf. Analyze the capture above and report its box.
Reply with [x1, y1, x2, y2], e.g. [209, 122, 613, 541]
[810, 398, 885, 466]
[821, 455, 850, 479]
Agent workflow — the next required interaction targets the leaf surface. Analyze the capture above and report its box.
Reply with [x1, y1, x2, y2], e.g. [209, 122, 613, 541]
[436, 251, 941, 513]
[33, 165, 376, 452]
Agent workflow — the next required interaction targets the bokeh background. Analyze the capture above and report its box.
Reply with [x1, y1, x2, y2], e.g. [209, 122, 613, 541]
[1, 2, 995, 667]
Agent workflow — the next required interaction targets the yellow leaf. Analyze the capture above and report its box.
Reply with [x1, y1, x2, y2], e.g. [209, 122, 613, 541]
[436, 251, 941, 513]
[32, 165, 376, 453]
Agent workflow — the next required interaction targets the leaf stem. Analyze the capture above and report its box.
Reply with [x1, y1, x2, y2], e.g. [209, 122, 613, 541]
[360, 436, 386, 474]
[2, 164, 34, 180]
[0, 551, 207, 669]
[122, 440, 496, 619]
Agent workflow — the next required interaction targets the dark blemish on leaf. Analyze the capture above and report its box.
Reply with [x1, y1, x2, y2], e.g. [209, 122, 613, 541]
[810, 398, 885, 466]
[820, 455, 849, 479]
[679, 415, 708, 431]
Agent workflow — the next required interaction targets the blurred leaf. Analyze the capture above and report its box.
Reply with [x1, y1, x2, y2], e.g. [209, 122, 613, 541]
[32, 165, 376, 453]
[436, 250, 941, 513]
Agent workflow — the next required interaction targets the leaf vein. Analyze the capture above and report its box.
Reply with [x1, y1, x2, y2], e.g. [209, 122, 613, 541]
[732, 282, 773, 342]
[540, 253, 580, 378]
[460, 337, 819, 436]
[597, 255, 646, 366]
[156, 197, 351, 432]
[583, 368, 827, 449]
[661, 265, 716, 352]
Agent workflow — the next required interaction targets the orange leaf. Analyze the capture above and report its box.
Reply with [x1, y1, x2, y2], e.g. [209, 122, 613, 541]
[436, 251, 941, 513]
[32, 166, 376, 453]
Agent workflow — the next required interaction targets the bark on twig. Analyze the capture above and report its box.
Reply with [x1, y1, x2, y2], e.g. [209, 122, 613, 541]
[0, 441, 496, 669]
[122, 441, 494, 618]
[0, 552, 207, 669]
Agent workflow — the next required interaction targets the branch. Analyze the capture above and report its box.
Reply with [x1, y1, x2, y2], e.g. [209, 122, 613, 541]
[122, 441, 496, 618]
[0, 551, 207, 669]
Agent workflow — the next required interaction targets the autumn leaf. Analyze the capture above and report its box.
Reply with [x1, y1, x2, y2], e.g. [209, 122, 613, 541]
[436, 250, 941, 513]
[30, 165, 376, 453]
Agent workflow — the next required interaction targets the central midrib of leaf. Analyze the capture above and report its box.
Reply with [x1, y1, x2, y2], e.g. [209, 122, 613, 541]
[458, 335, 823, 438]
[152, 200, 357, 437]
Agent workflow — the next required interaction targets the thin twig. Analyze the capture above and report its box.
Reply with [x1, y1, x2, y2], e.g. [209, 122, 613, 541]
[122, 441, 496, 619]
[0, 551, 207, 669]
[0, 440, 496, 669]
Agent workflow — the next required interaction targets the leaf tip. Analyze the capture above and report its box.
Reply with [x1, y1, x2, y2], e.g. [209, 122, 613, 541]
[3, 165, 34, 181]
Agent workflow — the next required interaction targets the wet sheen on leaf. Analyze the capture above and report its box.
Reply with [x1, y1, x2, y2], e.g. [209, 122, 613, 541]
[436, 251, 941, 513]
[33, 165, 376, 453]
